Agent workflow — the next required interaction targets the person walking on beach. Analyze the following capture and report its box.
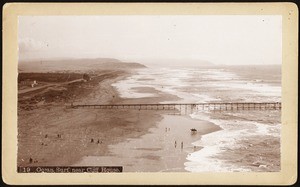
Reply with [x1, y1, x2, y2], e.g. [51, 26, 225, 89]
[175, 141, 177, 148]
[181, 142, 183, 149]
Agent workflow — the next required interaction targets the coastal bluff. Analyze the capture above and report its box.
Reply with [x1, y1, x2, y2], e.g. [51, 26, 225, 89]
[18, 58, 146, 73]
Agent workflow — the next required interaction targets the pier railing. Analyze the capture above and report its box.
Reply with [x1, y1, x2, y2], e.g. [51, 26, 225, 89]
[67, 102, 281, 112]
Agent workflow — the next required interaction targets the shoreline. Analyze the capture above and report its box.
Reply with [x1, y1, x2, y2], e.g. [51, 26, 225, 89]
[72, 69, 223, 172]
[17, 65, 281, 172]
[18, 68, 222, 171]
[16, 70, 181, 167]
[102, 66, 281, 172]
[74, 114, 222, 172]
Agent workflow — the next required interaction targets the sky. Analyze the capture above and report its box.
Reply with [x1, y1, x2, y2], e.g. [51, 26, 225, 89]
[18, 15, 282, 66]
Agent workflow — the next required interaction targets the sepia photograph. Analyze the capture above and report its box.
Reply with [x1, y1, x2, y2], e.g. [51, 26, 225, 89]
[2, 3, 298, 185]
[17, 15, 282, 172]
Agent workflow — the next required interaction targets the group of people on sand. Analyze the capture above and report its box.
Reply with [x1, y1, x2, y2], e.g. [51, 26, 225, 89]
[28, 133, 105, 164]
[28, 133, 64, 163]
[90, 138, 102, 144]
[165, 127, 184, 149]
[28, 157, 38, 164]
[174, 140, 184, 149]
[41, 133, 62, 146]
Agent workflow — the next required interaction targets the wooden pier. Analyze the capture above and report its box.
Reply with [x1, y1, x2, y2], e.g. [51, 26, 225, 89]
[67, 102, 281, 113]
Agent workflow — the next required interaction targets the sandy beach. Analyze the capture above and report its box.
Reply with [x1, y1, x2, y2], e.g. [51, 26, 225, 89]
[17, 63, 282, 173]
[17, 69, 220, 170]
[73, 114, 221, 172]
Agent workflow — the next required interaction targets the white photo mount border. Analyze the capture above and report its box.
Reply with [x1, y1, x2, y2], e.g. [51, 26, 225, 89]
[2, 2, 298, 185]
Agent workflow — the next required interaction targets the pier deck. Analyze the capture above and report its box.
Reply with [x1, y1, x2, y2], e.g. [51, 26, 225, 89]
[67, 102, 281, 112]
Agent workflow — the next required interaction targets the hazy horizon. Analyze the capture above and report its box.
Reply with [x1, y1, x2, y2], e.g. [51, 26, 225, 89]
[19, 15, 282, 66]
[18, 57, 282, 67]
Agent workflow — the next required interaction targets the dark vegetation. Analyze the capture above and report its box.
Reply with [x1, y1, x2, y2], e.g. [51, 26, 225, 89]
[18, 73, 83, 83]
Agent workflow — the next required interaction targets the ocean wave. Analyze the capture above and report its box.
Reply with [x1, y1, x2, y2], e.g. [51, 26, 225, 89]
[111, 67, 281, 172]
[186, 111, 280, 172]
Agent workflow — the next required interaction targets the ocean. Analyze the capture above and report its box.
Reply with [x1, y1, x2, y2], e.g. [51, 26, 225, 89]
[110, 65, 281, 172]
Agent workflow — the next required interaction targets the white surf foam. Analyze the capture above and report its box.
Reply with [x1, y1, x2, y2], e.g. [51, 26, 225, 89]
[110, 66, 281, 172]
[185, 111, 281, 172]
